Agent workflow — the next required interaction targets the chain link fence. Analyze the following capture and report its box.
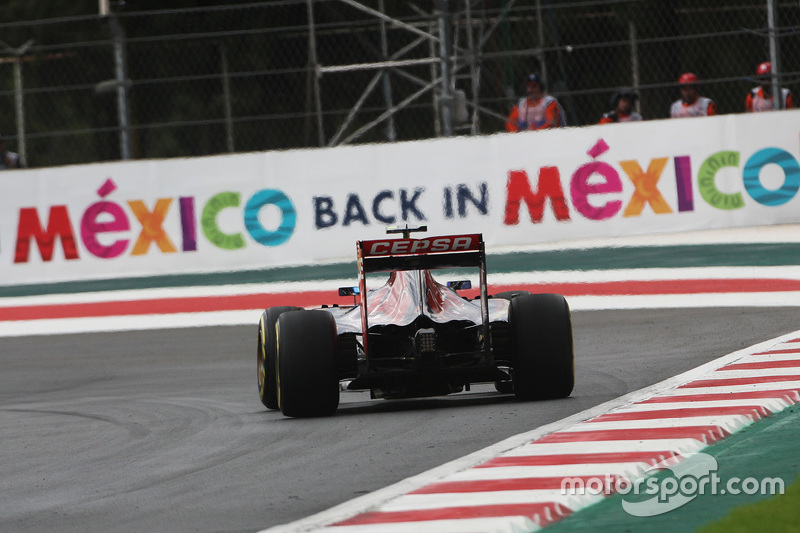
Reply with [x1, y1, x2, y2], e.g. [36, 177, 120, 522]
[1, 0, 799, 169]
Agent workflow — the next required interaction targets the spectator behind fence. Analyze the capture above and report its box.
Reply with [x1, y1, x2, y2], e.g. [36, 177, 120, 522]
[0, 133, 23, 170]
[506, 73, 566, 132]
[599, 87, 642, 124]
[746, 62, 795, 112]
[670, 73, 717, 118]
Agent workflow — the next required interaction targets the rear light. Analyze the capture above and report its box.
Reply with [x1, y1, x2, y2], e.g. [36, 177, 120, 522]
[415, 328, 436, 354]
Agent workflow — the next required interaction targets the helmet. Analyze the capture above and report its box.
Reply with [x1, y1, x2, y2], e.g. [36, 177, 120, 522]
[756, 62, 772, 77]
[679, 72, 699, 85]
[525, 73, 545, 90]
[610, 87, 638, 107]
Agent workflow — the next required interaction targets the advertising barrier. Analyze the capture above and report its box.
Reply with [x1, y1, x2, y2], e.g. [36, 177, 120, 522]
[2, 111, 800, 286]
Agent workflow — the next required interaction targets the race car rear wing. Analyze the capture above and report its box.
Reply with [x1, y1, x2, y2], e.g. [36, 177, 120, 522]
[358, 234, 483, 273]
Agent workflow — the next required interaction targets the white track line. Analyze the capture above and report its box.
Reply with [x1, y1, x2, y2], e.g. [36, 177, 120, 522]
[0, 310, 265, 337]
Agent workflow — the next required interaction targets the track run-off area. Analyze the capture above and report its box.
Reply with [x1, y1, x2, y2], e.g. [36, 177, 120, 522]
[2, 226, 800, 532]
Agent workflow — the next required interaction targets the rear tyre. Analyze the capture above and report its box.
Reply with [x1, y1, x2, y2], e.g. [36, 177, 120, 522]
[257, 306, 300, 410]
[494, 290, 532, 301]
[277, 310, 340, 418]
[510, 293, 574, 400]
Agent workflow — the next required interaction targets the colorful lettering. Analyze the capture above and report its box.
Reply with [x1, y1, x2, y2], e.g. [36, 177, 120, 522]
[742, 148, 800, 206]
[570, 161, 623, 220]
[244, 189, 296, 246]
[80, 179, 130, 258]
[620, 158, 671, 217]
[128, 199, 178, 255]
[202, 192, 245, 249]
[674, 156, 694, 212]
[698, 151, 743, 210]
[15, 206, 79, 263]
[179, 197, 197, 252]
[570, 139, 621, 221]
[504, 168, 570, 224]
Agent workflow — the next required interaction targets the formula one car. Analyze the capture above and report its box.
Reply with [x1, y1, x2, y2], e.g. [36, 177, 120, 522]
[257, 227, 574, 418]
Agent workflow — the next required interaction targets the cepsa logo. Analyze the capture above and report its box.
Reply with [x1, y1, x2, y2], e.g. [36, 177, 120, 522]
[362, 234, 480, 256]
[13, 178, 296, 264]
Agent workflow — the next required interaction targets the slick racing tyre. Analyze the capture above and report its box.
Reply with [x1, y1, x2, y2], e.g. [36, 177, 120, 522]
[276, 310, 340, 418]
[257, 306, 301, 410]
[509, 293, 574, 401]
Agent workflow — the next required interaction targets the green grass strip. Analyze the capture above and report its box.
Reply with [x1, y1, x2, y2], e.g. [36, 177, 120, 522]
[696, 476, 800, 533]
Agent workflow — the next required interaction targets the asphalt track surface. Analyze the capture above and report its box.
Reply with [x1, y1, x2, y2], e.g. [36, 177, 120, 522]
[2, 308, 799, 533]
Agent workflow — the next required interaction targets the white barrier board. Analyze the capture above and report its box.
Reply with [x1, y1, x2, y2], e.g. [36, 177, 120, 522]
[1, 111, 799, 286]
